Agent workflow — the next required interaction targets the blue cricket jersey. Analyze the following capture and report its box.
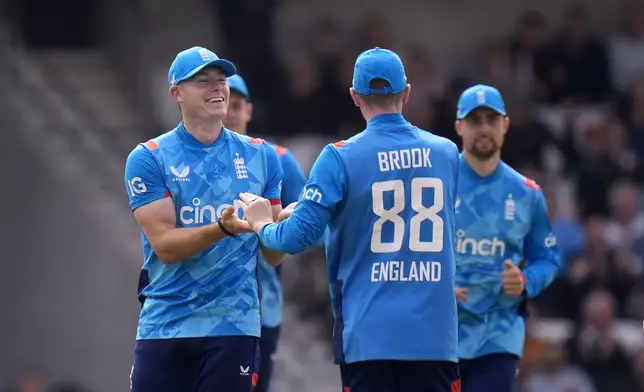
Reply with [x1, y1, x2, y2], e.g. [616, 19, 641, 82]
[258, 142, 307, 328]
[258, 113, 460, 364]
[455, 154, 560, 359]
[124, 122, 283, 340]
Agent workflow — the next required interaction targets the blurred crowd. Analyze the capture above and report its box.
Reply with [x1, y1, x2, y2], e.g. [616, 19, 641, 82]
[230, 3, 644, 392]
[6, 1, 644, 390]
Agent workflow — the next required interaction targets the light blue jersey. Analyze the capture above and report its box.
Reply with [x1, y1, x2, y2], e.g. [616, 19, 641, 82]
[124, 122, 283, 340]
[455, 154, 560, 359]
[258, 142, 306, 328]
[257, 113, 460, 364]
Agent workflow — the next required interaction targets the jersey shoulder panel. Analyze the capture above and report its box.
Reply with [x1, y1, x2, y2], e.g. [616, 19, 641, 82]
[500, 161, 542, 196]
[226, 129, 267, 150]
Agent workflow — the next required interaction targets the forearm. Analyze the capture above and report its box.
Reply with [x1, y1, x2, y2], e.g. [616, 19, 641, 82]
[258, 212, 325, 254]
[154, 224, 227, 264]
[260, 245, 286, 267]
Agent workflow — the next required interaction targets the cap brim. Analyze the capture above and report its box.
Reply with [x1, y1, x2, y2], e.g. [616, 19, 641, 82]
[457, 104, 506, 119]
[181, 59, 237, 82]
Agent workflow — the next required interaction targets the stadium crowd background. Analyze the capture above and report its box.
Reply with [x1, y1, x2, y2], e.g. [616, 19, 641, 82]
[2, 0, 644, 391]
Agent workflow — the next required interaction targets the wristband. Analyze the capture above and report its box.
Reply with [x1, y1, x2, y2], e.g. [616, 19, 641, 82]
[217, 218, 237, 237]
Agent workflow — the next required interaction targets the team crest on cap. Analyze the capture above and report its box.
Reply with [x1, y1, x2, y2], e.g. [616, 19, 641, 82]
[198, 48, 211, 62]
[477, 89, 486, 104]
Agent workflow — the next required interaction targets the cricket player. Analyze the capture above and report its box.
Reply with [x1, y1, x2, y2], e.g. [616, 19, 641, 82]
[452, 84, 561, 392]
[224, 73, 307, 392]
[237, 47, 461, 392]
[124, 46, 285, 392]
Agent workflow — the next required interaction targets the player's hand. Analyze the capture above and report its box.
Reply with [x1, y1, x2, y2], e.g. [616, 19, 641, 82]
[220, 205, 253, 234]
[455, 287, 469, 303]
[502, 260, 525, 297]
[238, 192, 274, 233]
[278, 202, 297, 222]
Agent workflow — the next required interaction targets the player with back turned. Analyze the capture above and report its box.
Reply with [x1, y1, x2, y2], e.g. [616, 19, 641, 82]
[124, 46, 285, 392]
[236, 47, 462, 392]
[452, 85, 561, 392]
[223, 73, 307, 392]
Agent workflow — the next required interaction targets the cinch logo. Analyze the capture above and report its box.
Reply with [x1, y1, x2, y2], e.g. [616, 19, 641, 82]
[179, 197, 243, 224]
[455, 230, 506, 256]
[302, 187, 323, 203]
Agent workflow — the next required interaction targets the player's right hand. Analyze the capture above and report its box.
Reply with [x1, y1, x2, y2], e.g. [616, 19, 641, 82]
[455, 287, 469, 302]
[220, 205, 253, 234]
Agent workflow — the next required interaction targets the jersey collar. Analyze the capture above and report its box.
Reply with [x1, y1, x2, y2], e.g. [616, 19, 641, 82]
[176, 121, 227, 148]
[366, 113, 409, 130]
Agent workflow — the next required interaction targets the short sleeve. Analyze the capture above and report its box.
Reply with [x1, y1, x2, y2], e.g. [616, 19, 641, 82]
[262, 144, 284, 204]
[124, 145, 170, 211]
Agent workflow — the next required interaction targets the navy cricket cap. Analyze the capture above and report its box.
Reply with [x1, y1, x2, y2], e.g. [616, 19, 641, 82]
[456, 84, 507, 119]
[352, 47, 407, 95]
[227, 74, 250, 101]
[168, 46, 236, 86]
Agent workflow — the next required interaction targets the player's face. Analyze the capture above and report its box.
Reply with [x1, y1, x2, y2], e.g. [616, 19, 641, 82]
[172, 67, 230, 120]
[456, 108, 509, 160]
[223, 92, 253, 135]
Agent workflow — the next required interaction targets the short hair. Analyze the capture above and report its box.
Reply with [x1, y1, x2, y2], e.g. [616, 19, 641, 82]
[359, 78, 404, 109]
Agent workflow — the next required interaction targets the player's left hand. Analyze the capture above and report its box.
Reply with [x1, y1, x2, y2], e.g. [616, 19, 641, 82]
[502, 260, 525, 297]
[238, 192, 274, 233]
[278, 202, 297, 222]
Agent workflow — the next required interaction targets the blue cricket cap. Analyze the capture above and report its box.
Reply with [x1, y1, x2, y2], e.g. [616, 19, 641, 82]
[456, 84, 507, 119]
[227, 74, 250, 101]
[352, 47, 407, 95]
[168, 46, 236, 86]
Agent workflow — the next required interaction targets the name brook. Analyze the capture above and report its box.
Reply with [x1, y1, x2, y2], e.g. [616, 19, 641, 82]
[378, 148, 432, 172]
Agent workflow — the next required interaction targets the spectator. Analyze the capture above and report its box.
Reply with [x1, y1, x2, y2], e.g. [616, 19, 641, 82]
[543, 185, 586, 270]
[536, 4, 611, 104]
[604, 180, 644, 254]
[401, 46, 444, 130]
[521, 341, 596, 392]
[609, 3, 644, 92]
[509, 10, 549, 97]
[567, 289, 633, 391]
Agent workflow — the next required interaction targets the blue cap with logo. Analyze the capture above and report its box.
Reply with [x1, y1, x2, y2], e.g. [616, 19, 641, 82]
[168, 46, 236, 86]
[456, 84, 507, 119]
[227, 74, 250, 101]
[352, 47, 407, 95]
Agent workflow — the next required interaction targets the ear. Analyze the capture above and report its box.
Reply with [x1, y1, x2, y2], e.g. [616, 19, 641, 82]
[455, 119, 464, 137]
[349, 87, 361, 107]
[503, 116, 510, 136]
[169, 85, 182, 102]
[247, 102, 254, 121]
[401, 83, 412, 105]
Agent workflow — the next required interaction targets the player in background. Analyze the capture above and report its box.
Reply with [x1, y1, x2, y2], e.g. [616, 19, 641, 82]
[236, 47, 461, 392]
[124, 46, 285, 392]
[452, 85, 561, 392]
[224, 73, 307, 392]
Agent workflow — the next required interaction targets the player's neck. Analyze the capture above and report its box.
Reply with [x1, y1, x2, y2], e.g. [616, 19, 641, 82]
[362, 109, 400, 122]
[464, 151, 501, 177]
[183, 116, 224, 145]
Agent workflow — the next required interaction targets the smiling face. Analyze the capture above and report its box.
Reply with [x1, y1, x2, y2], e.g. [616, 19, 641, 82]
[170, 66, 230, 121]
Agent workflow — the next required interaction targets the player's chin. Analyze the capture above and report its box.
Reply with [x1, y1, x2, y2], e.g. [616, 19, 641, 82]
[470, 145, 498, 160]
[203, 103, 227, 119]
